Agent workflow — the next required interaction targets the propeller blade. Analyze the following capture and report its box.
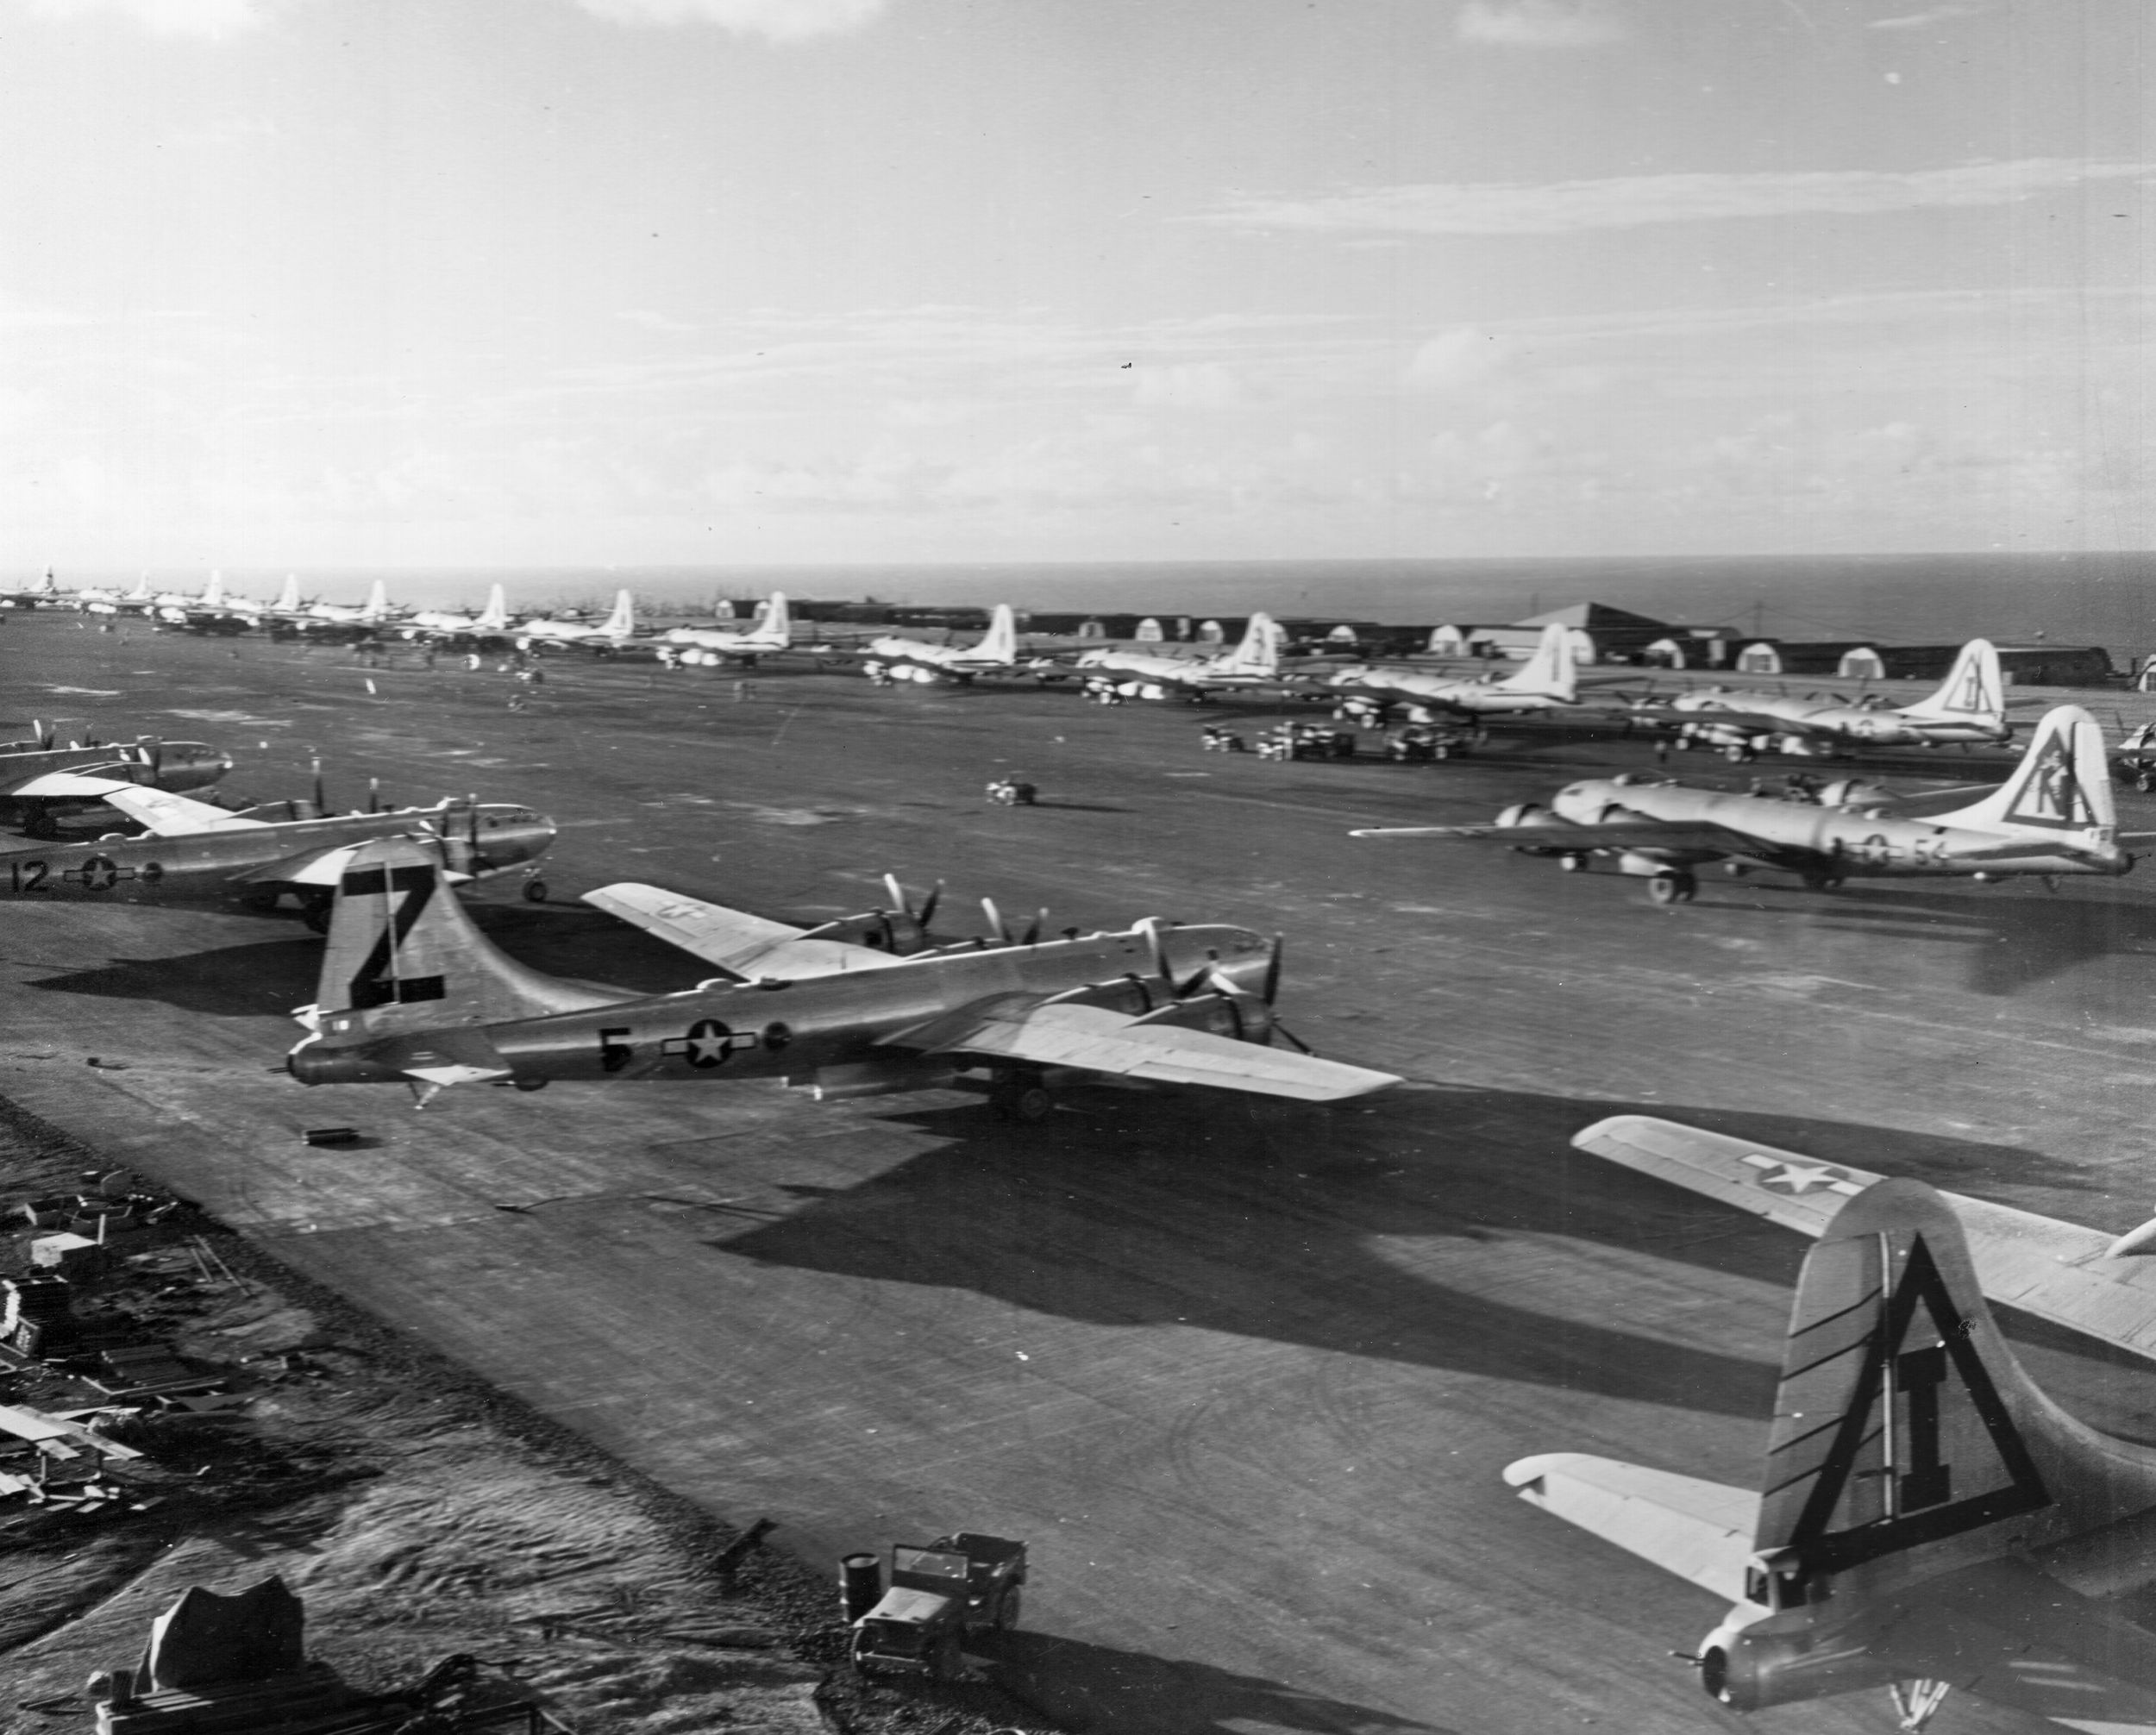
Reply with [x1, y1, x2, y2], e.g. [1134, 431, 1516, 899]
[1263, 934, 1282, 1005]
[1269, 1017, 1316, 1055]
[917, 880, 943, 930]
[1138, 916, 1172, 987]
[981, 896, 1009, 943]
[1020, 908, 1046, 946]
[883, 872, 907, 916]
[367, 776, 381, 814]
[310, 755, 327, 816]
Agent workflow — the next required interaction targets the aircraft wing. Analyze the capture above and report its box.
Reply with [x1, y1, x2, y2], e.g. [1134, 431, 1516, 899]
[582, 882, 907, 980]
[1352, 819, 1744, 854]
[3, 767, 147, 799]
[97, 784, 269, 836]
[889, 996, 1400, 1101]
[1503, 1454, 1760, 1606]
[1575, 1114, 2156, 1362]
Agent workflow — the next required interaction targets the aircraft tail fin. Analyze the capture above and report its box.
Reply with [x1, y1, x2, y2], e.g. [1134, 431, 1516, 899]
[600, 588, 636, 638]
[127, 574, 151, 601]
[274, 574, 300, 611]
[1931, 705, 2115, 839]
[1901, 638, 2005, 727]
[200, 570, 224, 606]
[1748, 1178, 2154, 1589]
[975, 602, 1017, 664]
[362, 579, 389, 620]
[475, 584, 508, 631]
[305, 838, 613, 1043]
[755, 591, 790, 646]
[1218, 612, 1282, 676]
[1501, 623, 1578, 699]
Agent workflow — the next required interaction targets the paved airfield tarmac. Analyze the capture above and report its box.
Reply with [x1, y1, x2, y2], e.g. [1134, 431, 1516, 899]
[5, 613, 2154, 1735]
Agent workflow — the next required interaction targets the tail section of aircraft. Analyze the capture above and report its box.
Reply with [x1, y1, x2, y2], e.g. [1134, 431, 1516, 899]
[360, 579, 390, 621]
[1933, 705, 2115, 839]
[754, 591, 791, 646]
[1901, 638, 2005, 727]
[475, 584, 509, 631]
[1500, 623, 1579, 700]
[127, 574, 152, 602]
[303, 840, 611, 1045]
[1216, 612, 1283, 677]
[1695, 1177, 2156, 1717]
[200, 570, 224, 607]
[273, 574, 300, 611]
[975, 602, 1018, 665]
[599, 588, 636, 638]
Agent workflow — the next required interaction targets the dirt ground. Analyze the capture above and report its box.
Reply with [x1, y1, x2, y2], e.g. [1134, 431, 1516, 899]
[0, 1095, 1051, 1735]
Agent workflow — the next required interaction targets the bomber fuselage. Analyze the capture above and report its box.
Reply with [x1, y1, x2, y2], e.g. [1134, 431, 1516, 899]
[1550, 776, 2128, 878]
[0, 804, 554, 903]
[291, 922, 1275, 1087]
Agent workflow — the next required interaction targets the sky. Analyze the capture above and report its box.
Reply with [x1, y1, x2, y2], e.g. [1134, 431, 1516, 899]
[0, 0, 2149, 570]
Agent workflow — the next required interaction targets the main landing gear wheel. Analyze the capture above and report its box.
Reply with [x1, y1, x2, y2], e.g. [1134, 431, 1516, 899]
[1559, 853, 1587, 873]
[299, 891, 334, 932]
[522, 878, 548, 903]
[991, 1074, 1054, 1122]
[1722, 742, 1754, 763]
[1648, 869, 1697, 905]
[993, 1586, 1022, 1633]
[2138, 771, 2155, 793]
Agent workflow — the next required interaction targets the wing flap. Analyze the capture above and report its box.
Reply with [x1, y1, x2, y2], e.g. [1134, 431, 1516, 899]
[1504, 1454, 1759, 1605]
[899, 999, 1399, 1102]
[1576, 1115, 2156, 1362]
[583, 882, 905, 980]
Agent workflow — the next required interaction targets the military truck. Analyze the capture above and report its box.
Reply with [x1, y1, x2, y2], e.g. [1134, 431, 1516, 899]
[849, 1531, 1027, 1681]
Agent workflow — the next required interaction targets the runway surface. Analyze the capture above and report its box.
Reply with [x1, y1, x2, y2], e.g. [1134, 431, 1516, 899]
[5, 614, 2155, 1734]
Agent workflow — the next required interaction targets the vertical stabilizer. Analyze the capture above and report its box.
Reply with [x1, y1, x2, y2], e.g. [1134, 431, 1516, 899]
[361, 579, 390, 620]
[476, 584, 508, 630]
[127, 573, 151, 602]
[1219, 612, 1283, 676]
[975, 603, 1017, 664]
[1933, 705, 2115, 839]
[274, 574, 300, 611]
[1754, 1179, 2156, 1588]
[1501, 623, 1579, 700]
[755, 591, 790, 645]
[306, 840, 615, 1043]
[200, 571, 224, 606]
[600, 588, 636, 638]
[1901, 639, 2005, 727]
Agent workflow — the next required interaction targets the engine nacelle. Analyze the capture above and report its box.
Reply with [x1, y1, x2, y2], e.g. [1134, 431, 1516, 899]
[1695, 1612, 1896, 1713]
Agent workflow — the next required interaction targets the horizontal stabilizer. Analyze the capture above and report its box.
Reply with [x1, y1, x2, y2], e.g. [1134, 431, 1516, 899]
[1574, 1115, 2156, 1363]
[1503, 1454, 1759, 1605]
[896, 996, 1400, 1101]
[373, 1024, 515, 1087]
[583, 882, 907, 979]
[6, 768, 143, 799]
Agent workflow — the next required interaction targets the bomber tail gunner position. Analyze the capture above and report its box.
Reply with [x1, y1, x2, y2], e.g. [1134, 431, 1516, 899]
[1357, 704, 2137, 905]
[0, 781, 555, 924]
[1507, 1179, 2156, 1733]
[286, 838, 1401, 1112]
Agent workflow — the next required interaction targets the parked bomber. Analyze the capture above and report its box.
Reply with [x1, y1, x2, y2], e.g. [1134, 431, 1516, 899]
[1510, 1165, 2156, 1733]
[285, 838, 1401, 1111]
[1325, 623, 1581, 723]
[516, 588, 637, 651]
[2, 728, 230, 837]
[0, 569, 64, 609]
[860, 603, 1028, 686]
[1356, 704, 2134, 905]
[399, 584, 512, 645]
[0, 780, 555, 924]
[663, 592, 794, 665]
[1072, 612, 1288, 702]
[1650, 637, 2012, 761]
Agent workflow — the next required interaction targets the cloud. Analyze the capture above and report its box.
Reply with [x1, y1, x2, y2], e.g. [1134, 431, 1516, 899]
[1870, 3, 1989, 28]
[22, 0, 292, 34]
[568, 0, 888, 41]
[1402, 328, 1513, 393]
[1457, 1, 1626, 47]
[1205, 158, 2156, 237]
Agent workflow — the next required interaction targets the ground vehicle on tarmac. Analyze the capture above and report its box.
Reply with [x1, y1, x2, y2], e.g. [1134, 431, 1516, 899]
[849, 1533, 1028, 1681]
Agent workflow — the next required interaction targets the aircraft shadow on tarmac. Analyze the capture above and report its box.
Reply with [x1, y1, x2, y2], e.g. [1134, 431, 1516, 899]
[994, 1630, 1447, 1735]
[710, 1084, 2082, 1420]
[1706, 879, 2156, 996]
